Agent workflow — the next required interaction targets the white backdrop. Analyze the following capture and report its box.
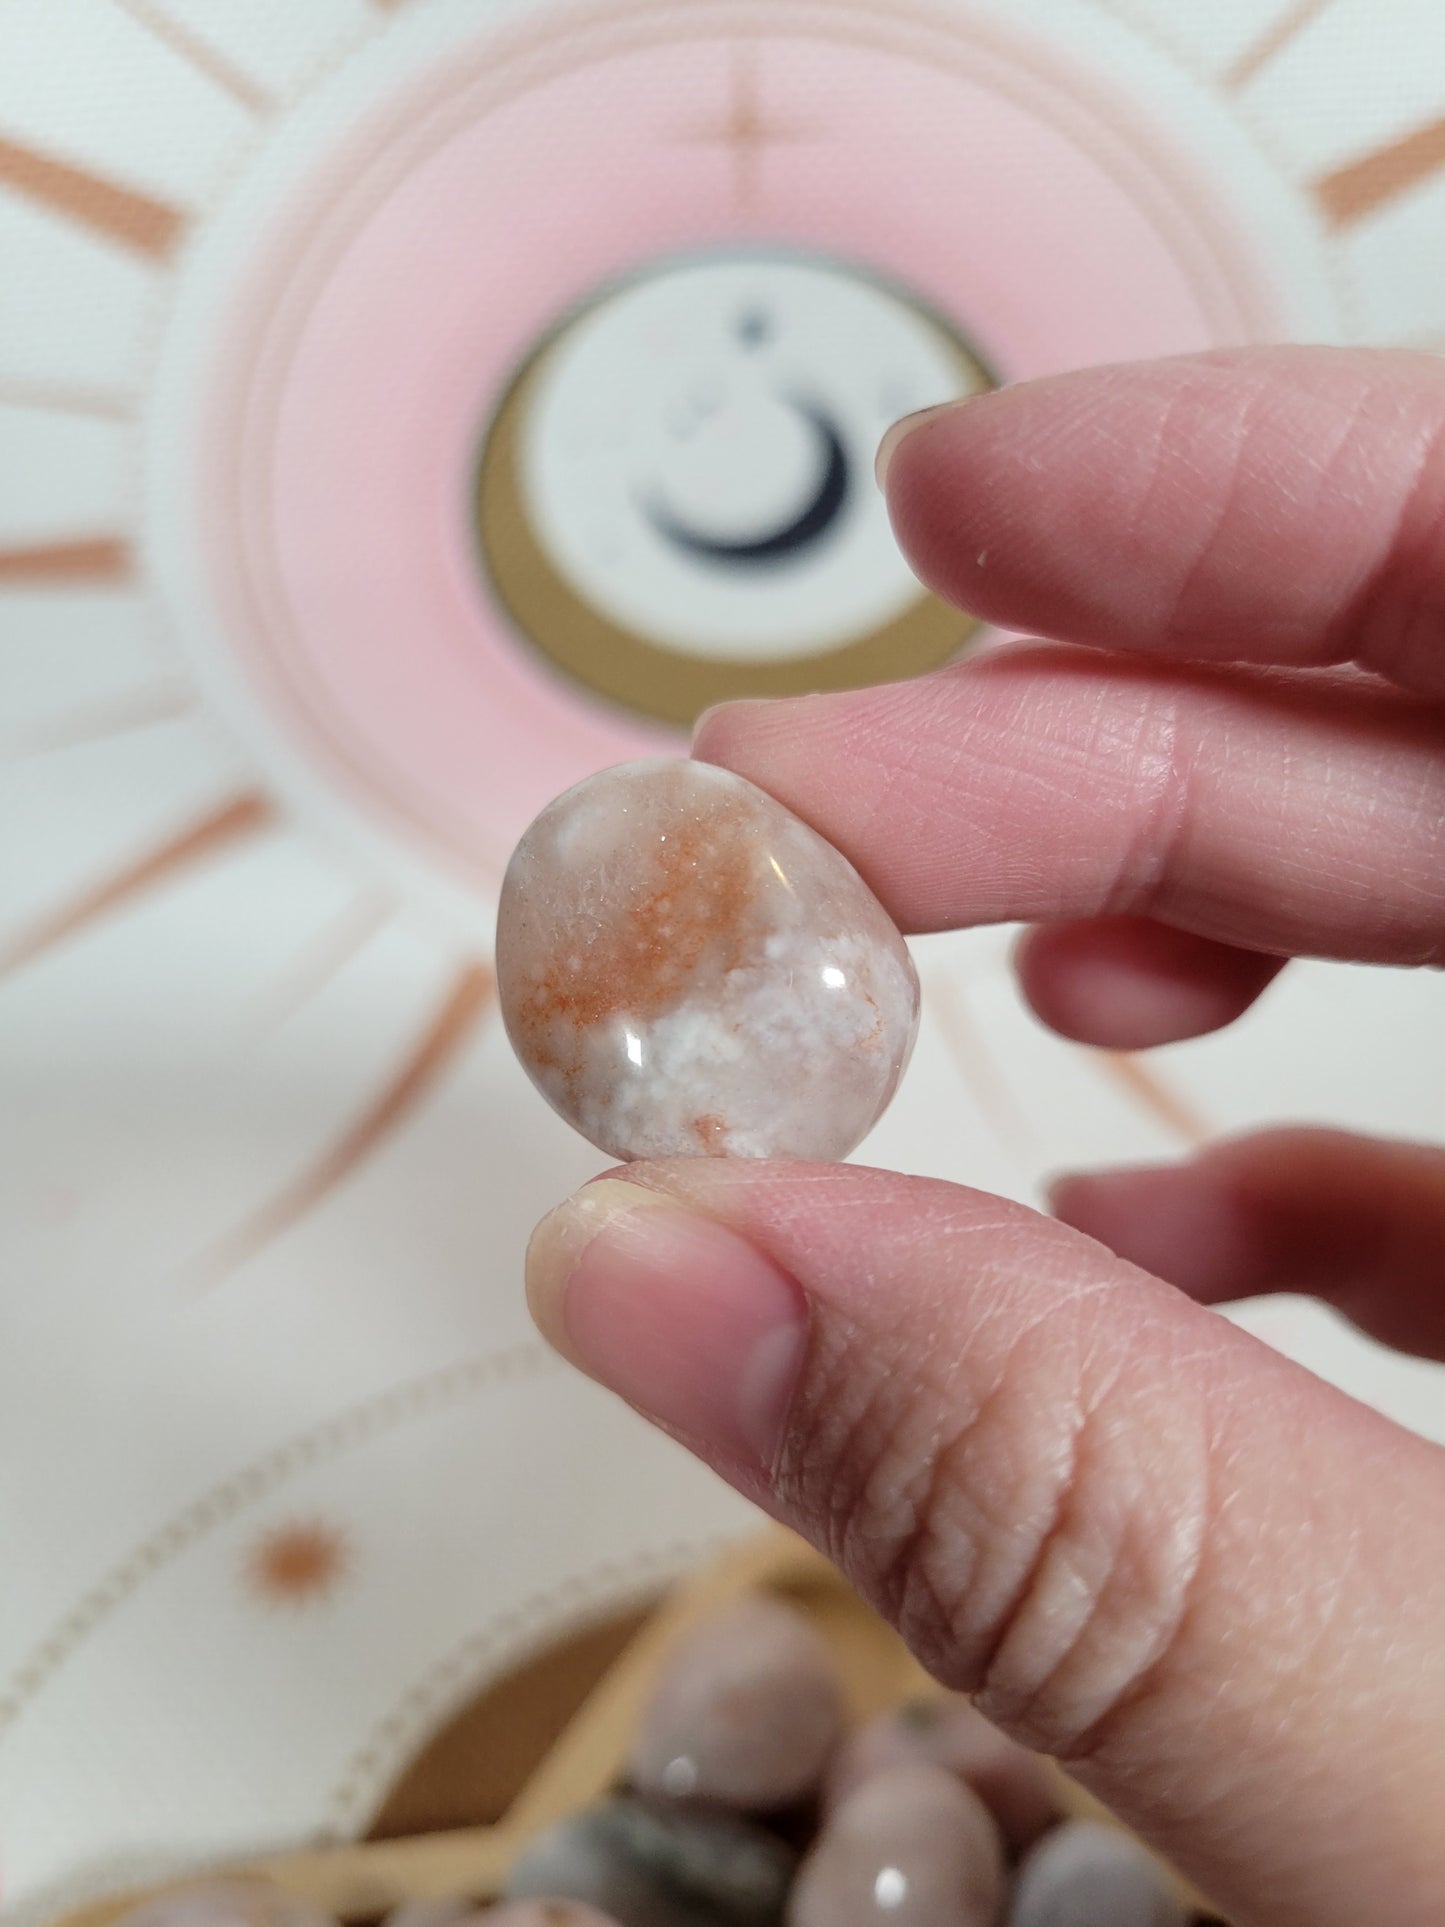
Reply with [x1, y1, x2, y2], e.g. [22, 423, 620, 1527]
[1, 1, 1442, 1918]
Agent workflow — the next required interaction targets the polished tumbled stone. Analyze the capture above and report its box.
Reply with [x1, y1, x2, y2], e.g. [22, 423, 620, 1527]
[789, 1763, 1005, 1927]
[382, 1902, 486, 1927]
[629, 1595, 845, 1809]
[824, 1695, 1059, 1855]
[114, 1885, 336, 1927]
[486, 1905, 624, 1927]
[497, 760, 919, 1161]
[503, 1794, 798, 1927]
[1007, 1820, 1188, 1926]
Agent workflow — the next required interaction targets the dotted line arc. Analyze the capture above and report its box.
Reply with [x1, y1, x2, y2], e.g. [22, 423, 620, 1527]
[0, 1342, 556, 1740]
[324, 1533, 741, 1837]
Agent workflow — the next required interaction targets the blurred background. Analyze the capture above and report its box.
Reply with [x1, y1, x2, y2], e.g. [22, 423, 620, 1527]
[1, 0, 1442, 1916]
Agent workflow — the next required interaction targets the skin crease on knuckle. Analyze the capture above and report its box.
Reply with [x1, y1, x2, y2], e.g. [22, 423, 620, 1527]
[1333, 398, 1445, 690]
[1088, 678, 1189, 922]
[1123, 375, 1265, 654]
[771, 1226, 1215, 1767]
[753, 1205, 1445, 1923]
[1080, 665, 1445, 963]
[703, 646, 1445, 968]
[894, 349, 1445, 683]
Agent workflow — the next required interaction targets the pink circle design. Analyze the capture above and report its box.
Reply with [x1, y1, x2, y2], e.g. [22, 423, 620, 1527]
[205, 1, 1283, 886]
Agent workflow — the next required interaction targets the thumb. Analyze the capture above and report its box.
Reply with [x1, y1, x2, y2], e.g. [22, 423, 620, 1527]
[525, 1161, 1445, 1927]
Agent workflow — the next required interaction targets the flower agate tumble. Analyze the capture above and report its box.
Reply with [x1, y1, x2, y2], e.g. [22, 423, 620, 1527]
[790, 1764, 1005, 1927]
[824, 1696, 1058, 1854]
[504, 1795, 797, 1927]
[629, 1595, 845, 1808]
[497, 761, 919, 1161]
[1007, 1820, 1187, 1927]
[114, 1887, 336, 1927]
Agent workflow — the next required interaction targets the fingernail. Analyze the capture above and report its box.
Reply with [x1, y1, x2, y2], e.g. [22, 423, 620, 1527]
[526, 1179, 807, 1471]
[690, 697, 773, 752]
[875, 401, 962, 490]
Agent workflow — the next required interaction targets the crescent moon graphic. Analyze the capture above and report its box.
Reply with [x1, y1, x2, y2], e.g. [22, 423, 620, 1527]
[643, 397, 851, 567]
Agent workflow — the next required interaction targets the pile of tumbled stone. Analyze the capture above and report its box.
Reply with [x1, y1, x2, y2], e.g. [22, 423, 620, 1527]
[115, 1596, 1230, 1927]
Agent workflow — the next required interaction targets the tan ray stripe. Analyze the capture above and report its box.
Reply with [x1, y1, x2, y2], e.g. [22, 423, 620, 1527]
[109, 0, 273, 113]
[1316, 114, 1445, 227]
[925, 973, 1038, 1162]
[0, 380, 133, 419]
[252, 891, 395, 1029]
[5, 681, 194, 755]
[0, 133, 184, 258]
[0, 537, 131, 583]
[0, 791, 277, 978]
[1224, 0, 1332, 90]
[203, 961, 494, 1277]
[1095, 1052, 1207, 1147]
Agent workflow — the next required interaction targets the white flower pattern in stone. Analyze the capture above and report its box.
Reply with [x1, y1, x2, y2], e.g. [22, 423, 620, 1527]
[496, 761, 919, 1162]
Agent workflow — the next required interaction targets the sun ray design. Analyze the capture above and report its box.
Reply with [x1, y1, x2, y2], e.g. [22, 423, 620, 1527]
[0, 790, 278, 978]
[675, 42, 815, 211]
[246, 1520, 350, 1608]
[0, 1343, 551, 1735]
[108, 0, 274, 115]
[924, 972, 1040, 1163]
[1224, 0, 1334, 90]
[0, 537, 131, 584]
[3, 680, 194, 757]
[1092, 1051, 1208, 1147]
[1315, 113, 1445, 226]
[0, 380, 133, 419]
[251, 891, 396, 1030]
[0, 134, 185, 259]
[198, 960, 495, 1280]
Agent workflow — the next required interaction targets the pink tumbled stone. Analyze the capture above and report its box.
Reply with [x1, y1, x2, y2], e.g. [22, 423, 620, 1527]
[825, 1695, 1059, 1855]
[486, 1906, 622, 1927]
[497, 760, 919, 1161]
[383, 1902, 486, 1927]
[113, 1884, 335, 1927]
[1007, 1819, 1188, 1926]
[789, 1763, 1005, 1927]
[629, 1595, 845, 1808]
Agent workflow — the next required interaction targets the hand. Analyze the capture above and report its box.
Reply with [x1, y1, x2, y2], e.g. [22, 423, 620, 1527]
[524, 347, 1445, 1927]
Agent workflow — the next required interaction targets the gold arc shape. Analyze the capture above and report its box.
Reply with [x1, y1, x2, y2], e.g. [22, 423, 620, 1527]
[476, 262, 992, 728]
[196, 960, 495, 1280]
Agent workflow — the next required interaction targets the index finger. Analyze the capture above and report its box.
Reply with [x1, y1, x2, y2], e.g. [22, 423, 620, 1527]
[693, 646, 1445, 960]
[880, 345, 1445, 696]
